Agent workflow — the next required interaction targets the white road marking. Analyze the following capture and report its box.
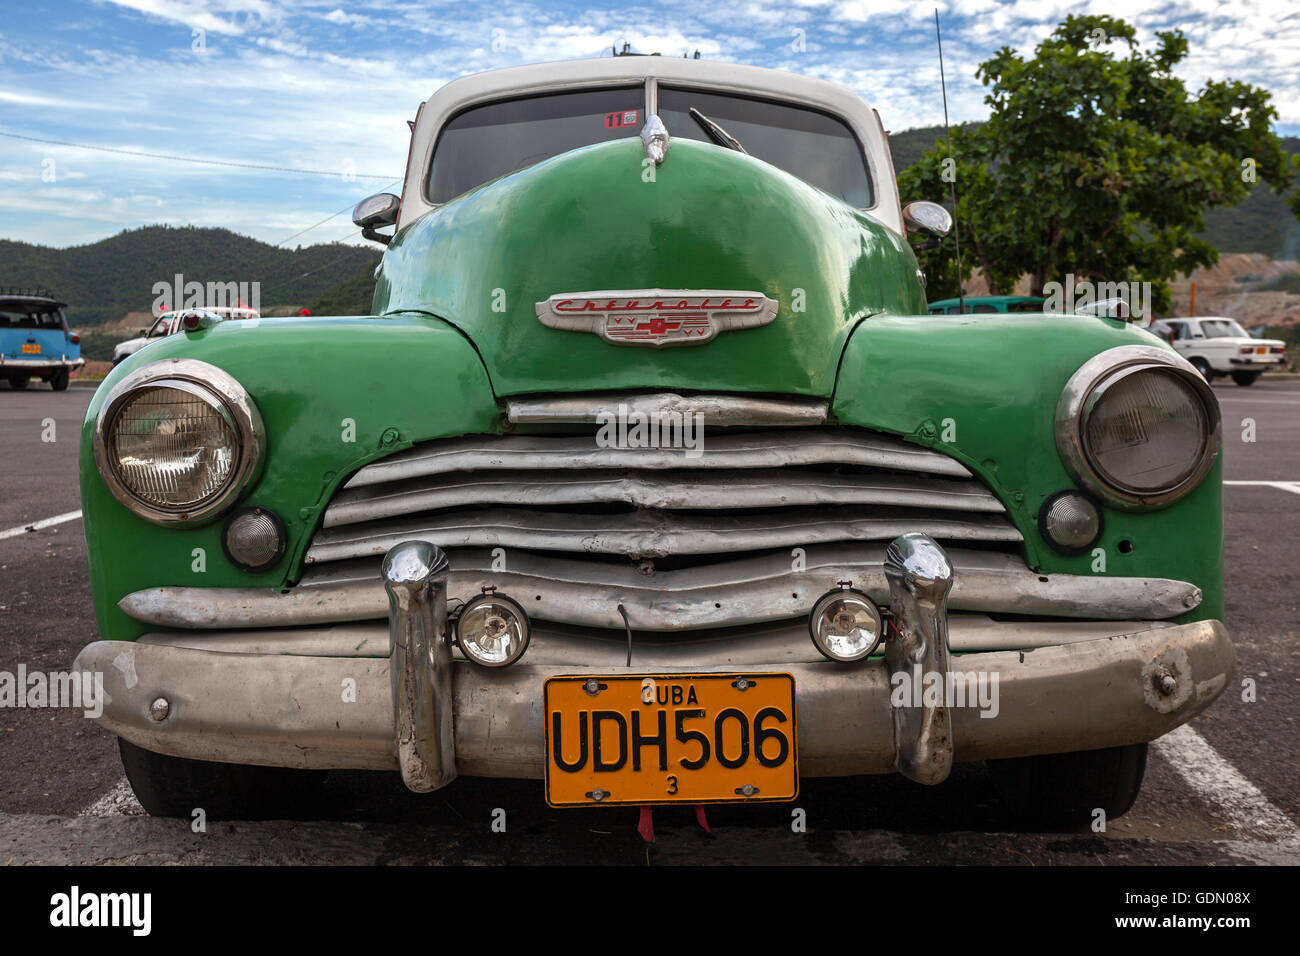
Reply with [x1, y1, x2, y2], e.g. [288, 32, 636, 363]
[78, 777, 145, 817]
[1215, 397, 1300, 405]
[1153, 725, 1300, 843]
[0, 509, 83, 541]
[1223, 480, 1300, 496]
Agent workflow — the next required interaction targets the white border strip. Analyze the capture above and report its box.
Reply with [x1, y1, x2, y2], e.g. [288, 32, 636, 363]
[1224, 481, 1300, 496]
[1153, 725, 1299, 842]
[0, 509, 83, 541]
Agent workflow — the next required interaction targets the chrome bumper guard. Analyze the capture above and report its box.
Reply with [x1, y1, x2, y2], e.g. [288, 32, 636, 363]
[74, 537, 1236, 785]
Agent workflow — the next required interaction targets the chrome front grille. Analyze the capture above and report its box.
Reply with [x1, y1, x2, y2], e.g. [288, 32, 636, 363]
[118, 395, 1204, 659]
[305, 426, 1022, 571]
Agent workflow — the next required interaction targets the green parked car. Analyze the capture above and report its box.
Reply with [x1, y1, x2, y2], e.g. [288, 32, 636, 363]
[76, 56, 1233, 826]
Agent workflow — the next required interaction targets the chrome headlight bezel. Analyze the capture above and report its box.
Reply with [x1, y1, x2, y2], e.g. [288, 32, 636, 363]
[1055, 345, 1220, 510]
[92, 358, 265, 525]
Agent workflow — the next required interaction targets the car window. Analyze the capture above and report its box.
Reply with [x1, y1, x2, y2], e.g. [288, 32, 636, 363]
[657, 87, 873, 208]
[1008, 301, 1045, 313]
[428, 87, 644, 203]
[1200, 319, 1248, 338]
[0, 309, 63, 329]
[149, 317, 172, 337]
[971, 305, 998, 313]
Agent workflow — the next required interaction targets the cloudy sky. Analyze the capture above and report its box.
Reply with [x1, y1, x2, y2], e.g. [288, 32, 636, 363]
[2, 0, 1298, 249]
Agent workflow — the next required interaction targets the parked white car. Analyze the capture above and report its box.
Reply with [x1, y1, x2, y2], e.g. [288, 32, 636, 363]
[112, 306, 259, 365]
[1156, 316, 1286, 386]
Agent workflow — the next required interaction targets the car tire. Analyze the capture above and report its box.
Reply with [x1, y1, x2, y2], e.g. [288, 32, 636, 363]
[1231, 371, 1260, 387]
[118, 737, 328, 820]
[1190, 358, 1213, 382]
[50, 369, 70, 391]
[986, 742, 1147, 829]
[8, 375, 30, 390]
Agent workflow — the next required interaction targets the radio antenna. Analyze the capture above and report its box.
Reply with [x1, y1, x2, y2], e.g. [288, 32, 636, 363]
[934, 8, 965, 315]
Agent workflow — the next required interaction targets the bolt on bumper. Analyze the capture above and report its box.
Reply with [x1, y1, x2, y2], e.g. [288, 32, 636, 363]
[73, 537, 1236, 785]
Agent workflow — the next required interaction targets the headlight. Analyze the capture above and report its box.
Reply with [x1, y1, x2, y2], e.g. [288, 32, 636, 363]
[1056, 345, 1219, 509]
[93, 359, 265, 524]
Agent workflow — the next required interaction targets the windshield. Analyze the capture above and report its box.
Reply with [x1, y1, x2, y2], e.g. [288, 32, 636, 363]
[657, 87, 872, 207]
[427, 84, 874, 208]
[1200, 319, 1249, 338]
[428, 87, 643, 203]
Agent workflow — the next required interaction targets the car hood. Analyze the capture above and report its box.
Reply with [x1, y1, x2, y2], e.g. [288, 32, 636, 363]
[373, 138, 925, 398]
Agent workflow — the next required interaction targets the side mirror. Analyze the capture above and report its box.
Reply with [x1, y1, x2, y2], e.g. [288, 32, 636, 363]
[902, 201, 952, 238]
[353, 193, 400, 246]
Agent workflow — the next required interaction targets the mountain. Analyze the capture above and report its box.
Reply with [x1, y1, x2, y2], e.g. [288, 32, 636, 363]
[0, 225, 381, 327]
[887, 125, 1300, 259]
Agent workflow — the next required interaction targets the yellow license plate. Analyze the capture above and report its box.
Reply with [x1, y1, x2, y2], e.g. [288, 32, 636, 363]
[1256, 346, 1267, 355]
[21, 343, 40, 354]
[544, 673, 798, 807]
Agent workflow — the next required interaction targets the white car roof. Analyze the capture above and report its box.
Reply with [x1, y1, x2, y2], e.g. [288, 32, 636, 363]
[399, 56, 899, 232]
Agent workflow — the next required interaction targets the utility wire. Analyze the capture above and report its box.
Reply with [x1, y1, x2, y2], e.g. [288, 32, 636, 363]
[272, 181, 400, 247]
[0, 130, 396, 180]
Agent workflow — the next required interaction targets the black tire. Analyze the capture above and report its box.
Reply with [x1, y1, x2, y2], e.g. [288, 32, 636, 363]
[1190, 358, 1213, 382]
[1231, 371, 1260, 387]
[986, 742, 1147, 829]
[8, 375, 30, 390]
[118, 737, 327, 820]
[50, 368, 70, 391]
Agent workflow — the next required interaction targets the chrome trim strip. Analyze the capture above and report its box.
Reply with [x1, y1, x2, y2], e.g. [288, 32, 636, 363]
[91, 358, 265, 525]
[120, 545, 1202, 631]
[383, 541, 456, 792]
[136, 615, 1175, 660]
[505, 391, 827, 425]
[304, 507, 1023, 564]
[343, 429, 971, 489]
[325, 469, 1002, 527]
[884, 533, 954, 785]
[75, 621, 1234, 776]
[1055, 345, 1221, 510]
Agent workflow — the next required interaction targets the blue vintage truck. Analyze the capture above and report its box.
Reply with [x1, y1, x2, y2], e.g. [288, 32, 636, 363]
[1, 288, 84, 390]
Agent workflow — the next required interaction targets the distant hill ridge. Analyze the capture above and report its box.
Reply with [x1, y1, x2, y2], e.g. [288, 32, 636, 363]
[887, 125, 1300, 259]
[0, 224, 380, 326]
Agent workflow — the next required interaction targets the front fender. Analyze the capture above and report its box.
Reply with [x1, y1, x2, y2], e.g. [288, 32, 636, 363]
[79, 313, 500, 641]
[831, 312, 1224, 622]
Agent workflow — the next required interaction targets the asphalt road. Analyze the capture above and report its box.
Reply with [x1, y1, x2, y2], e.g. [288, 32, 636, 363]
[0, 376, 1297, 865]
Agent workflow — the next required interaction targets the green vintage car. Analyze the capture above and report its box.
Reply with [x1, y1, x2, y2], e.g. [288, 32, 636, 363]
[76, 56, 1233, 825]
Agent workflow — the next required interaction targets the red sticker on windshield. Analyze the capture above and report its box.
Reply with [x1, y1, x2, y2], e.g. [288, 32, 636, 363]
[604, 109, 640, 129]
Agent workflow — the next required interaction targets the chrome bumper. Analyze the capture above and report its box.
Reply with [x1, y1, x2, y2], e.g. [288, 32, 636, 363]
[74, 536, 1235, 787]
[1, 356, 85, 371]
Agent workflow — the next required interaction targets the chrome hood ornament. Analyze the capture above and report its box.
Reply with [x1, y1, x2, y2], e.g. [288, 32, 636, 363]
[535, 290, 779, 348]
[641, 114, 669, 164]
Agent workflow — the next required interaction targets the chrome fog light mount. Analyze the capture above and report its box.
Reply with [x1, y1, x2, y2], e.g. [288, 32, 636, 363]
[454, 591, 531, 667]
[222, 506, 286, 572]
[808, 584, 883, 662]
[1056, 345, 1220, 510]
[92, 358, 265, 525]
[1038, 489, 1103, 556]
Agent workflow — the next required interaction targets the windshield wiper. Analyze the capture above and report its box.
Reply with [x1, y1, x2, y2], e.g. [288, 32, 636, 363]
[688, 108, 747, 154]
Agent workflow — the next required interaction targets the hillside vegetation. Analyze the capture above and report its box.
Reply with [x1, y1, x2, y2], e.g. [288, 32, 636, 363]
[0, 225, 380, 327]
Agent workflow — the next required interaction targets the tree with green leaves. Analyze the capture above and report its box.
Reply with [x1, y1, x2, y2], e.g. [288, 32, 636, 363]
[899, 14, 1299, 311]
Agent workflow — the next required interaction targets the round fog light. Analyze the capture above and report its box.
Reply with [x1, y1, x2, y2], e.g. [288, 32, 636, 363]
[222, 507, 285, 571]
[455, 592, 530, 667]
[809, 587, 883, 662]
[1039, 490, 1102, 555]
